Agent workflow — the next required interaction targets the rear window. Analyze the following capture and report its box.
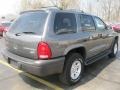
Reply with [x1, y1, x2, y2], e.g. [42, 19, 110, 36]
[9, 11, 48, 35]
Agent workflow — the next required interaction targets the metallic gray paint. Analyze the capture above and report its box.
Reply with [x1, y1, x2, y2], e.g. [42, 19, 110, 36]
[2, 8, 119, 76]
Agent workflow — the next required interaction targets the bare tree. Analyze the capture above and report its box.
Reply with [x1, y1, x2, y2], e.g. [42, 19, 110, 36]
[20, 0, 120, 22]
[30, 0, 43, 9]
[100, 0, 114, 21]
[86, 1, 93, 14]
[59, 0, 67, 9]
[49, 0, 58, 7]
[21, 0, 30, 11]
[50, 0, 81, 10]
[114, 0, 120, 21]
[59, 0, 73, 9]
[21, 0, 81, 11]
[100, 0, 120, 22]
[20, 0, 43, 11]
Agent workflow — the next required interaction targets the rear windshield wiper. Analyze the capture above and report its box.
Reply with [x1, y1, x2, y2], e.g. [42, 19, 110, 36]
[22, 32, 36, 34]
[15, 33, 22, 36]
[15, 32, 36, 36]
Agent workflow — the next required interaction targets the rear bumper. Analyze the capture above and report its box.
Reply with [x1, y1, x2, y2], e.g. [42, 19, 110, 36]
[2, 49, 65, 77]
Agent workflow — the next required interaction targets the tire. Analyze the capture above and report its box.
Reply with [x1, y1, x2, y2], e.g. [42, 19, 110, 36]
[108, 40, 118, 58]
[59, 53, 84, 85]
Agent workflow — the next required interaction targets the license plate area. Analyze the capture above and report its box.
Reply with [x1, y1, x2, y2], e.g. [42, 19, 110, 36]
[8, 59, 19, 69]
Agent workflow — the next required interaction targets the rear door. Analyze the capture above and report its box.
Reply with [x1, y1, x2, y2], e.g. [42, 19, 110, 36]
[52, 12, 78, 57]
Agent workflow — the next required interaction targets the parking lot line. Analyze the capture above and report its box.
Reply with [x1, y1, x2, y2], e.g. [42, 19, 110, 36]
[0, 60, 63, 90]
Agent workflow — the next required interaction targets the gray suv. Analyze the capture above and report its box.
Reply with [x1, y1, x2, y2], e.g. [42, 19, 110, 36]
[2, 7, 119, 85]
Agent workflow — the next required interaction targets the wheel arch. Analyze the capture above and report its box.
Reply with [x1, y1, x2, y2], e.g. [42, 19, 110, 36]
[64, 46, 86, 60]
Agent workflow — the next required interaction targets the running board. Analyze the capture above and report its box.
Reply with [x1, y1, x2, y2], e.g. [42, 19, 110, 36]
[85, 50, 111, 65]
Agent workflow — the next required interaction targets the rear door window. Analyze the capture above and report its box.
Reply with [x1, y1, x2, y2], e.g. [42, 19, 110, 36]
[54, 13, 77, 34]
[9, 11, 48, 35]
[79, 14, 95, 31]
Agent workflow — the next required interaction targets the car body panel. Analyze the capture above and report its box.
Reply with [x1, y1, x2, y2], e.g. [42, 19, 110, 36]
[5, 32, 42, 59]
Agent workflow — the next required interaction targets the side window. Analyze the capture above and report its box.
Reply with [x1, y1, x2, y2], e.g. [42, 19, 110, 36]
[80, 15, 95, 31]
[54, 13, 77, 34]
[94, 17, 106, 30]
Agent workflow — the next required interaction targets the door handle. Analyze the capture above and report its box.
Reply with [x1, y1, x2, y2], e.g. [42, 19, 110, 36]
[102, 34, 109, 38]
[89, 35, 98, 40]
[98, 33, 102, 38]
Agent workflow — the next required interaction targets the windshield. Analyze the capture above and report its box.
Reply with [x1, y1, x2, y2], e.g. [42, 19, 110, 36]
[9, 11, 48, 35]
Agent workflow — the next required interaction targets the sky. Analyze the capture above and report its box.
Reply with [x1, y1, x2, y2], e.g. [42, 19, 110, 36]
[0, 0, 21, 17]
[0, 0, 53, 17]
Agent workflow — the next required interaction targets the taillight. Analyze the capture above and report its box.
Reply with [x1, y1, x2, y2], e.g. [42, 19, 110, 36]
[37, 42, 52, 59]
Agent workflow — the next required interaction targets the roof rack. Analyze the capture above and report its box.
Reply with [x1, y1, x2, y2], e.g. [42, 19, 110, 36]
[20, 7, 85, 15]
[66, 9, 84, 13]
[41, 6, 61, 10]
[20, 6, 61, 14]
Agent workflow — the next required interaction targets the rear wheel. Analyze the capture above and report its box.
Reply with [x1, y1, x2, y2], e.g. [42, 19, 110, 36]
[109, 40, 118, 58]
[59, 53, 84, 85]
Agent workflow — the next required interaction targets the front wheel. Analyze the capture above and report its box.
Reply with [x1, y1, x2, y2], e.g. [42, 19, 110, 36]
[59, 53, 84, 85]
[109, 41, 118, 58]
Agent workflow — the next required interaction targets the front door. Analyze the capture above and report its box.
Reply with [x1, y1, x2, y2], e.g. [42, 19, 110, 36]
[93, 16, 113, 51]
